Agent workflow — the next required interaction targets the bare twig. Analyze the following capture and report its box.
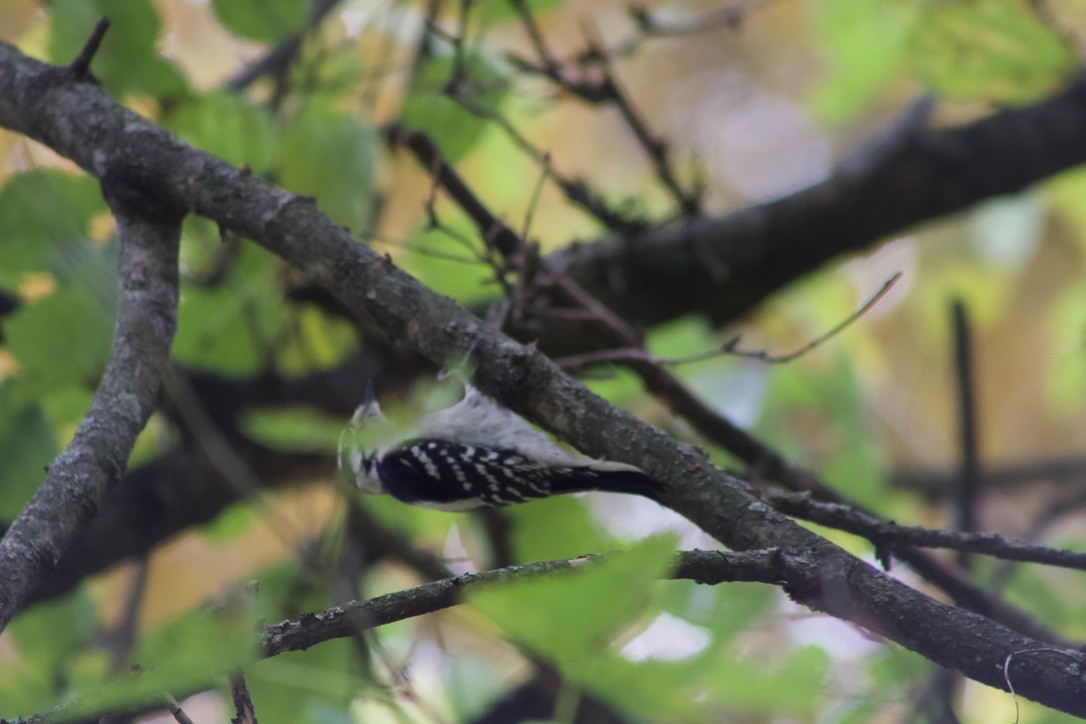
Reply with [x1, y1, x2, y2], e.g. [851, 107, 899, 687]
[68, 18, 110, 80]
[450, 93, 646, 230]
[766, 490, 1086, 573]
[228, 671, 258, 724]
[225, 0, 344, 92]
[388, 125, 522, 256]
[556, 272, 903, 369]
[951, 299, 982, 566]
[589, 34, 699, 216]
[506, 5, 700, 215]
[106, 557, 151, 675]
[166, 694, 196, 724]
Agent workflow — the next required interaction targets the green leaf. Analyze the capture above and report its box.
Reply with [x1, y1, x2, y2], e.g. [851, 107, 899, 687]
[468, 534, 676, 666]
[9, 589, 98, 670]
[240, 406, 344, 453]
[172, 244, 287, 373]
[0, 589, 100, 715]
[0, 170, 105, 286]
[706, 645, 829, 712]
[277, 307, 357, 375]
[506, 496, 612, 562]
[474, 0, 564, 24]
[808, 0, 921, 123]
[279, 104, 376, 232]
[3, 277, 114, 403]
[399, 48, 508, 161]
[907, 0, 1074, 103]
[0, 387, 57, 519]
[658, 579, 772, 644]
[245, 644, 360, 722]
[47, 0, 188, 96]
[66, 604, 261, 716]
[211, 0, 308, 42]
[167, 93, 278, 173]
[399, 219, 494, 305]
[756, 345, 887, 509]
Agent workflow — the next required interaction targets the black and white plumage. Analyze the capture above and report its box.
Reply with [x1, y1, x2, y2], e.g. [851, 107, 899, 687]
[337, 385, 661, 510]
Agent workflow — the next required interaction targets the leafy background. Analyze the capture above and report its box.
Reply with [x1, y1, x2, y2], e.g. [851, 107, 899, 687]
[1, 0, 1085, 721]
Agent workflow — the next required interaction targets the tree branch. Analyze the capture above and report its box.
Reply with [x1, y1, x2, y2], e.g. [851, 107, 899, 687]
[261, 549, 786, 656]
[555, 75, 1086, 329]
[0, 167, 183, 629]
[766, 491, 1086, 572]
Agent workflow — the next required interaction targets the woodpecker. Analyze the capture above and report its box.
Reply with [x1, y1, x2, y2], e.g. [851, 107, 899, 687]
[337, 384, 662, 510]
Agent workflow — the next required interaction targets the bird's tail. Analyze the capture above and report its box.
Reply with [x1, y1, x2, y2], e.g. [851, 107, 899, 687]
[548, 463, 664, 501]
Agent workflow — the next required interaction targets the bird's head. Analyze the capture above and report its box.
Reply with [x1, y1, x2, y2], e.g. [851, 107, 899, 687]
[337, 387, 392, 495]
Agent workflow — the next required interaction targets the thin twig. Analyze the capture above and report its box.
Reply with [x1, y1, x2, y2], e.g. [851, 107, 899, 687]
[450, 93, 646, 230]
[225, 0, 343, 92]
[586, 30, 700, 216]
[520, 153, 549, 245]
[166, 694, 196, 724]
[766, 490, 1086, 572]
[951, 299, 981, 569]
[106, 557, 150, 675]
[68, 18, 110, 80]
[556, 272, 903, 369]
[388, 126, 522, 256]
[729, 271, 903, 363]
[228, 671, 259, 724]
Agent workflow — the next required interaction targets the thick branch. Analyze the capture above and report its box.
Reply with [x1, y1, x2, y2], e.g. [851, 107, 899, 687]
[556, 76, 1086, 329]
[0, 170, 182, 630]
[2, 43, 1085, 713]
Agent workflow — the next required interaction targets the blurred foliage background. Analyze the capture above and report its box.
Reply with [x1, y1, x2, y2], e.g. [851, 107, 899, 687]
[2, 0, 1086, 721]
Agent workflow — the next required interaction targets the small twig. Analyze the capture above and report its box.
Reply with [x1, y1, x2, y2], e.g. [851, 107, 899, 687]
[989, 487, 1086, 591]
[556, 272, 903, 369]
[388, 126, 521, 256]
[228, 671, 259, 724]
[951, 299, 981, 571]
[520, 153, 550, 245]
[507, 4, 701, 216]
[369, 234, 482, 265]
[766, 490, 1086, 572]
[581, 1, 765, 64]
[509, 0, 562, 74]
[586, 31, 700, 216]
[68, 18, 110, 80]
[166, 694, 196, 724]
[451, 93, 646, 230]
[106, 557, 150, 675]
[727, 271, 903, 364]
[225, 0, 343, 92]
